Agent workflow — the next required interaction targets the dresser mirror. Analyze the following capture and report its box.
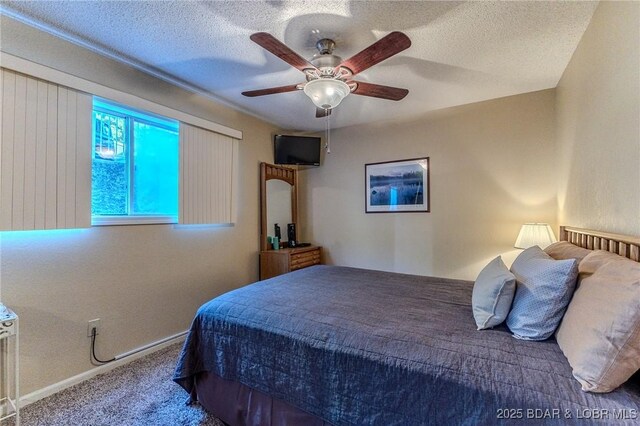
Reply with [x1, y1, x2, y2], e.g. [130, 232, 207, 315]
[260, 163, 297, 251]
[266, 179, 292, 245]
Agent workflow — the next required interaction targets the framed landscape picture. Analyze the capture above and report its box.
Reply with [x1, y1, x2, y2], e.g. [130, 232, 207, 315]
[365, 157, 430, 213]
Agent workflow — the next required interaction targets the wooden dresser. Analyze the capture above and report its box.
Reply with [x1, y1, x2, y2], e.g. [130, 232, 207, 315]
[260, 245, 322, 280]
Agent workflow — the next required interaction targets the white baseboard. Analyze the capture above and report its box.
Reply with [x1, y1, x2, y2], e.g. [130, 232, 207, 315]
[19, 330, 188, 407]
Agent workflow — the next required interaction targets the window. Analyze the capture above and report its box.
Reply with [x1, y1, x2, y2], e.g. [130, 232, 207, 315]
[92, 99, 179, 225]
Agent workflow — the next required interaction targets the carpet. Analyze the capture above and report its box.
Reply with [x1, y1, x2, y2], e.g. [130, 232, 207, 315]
[8, 343, 224, 426]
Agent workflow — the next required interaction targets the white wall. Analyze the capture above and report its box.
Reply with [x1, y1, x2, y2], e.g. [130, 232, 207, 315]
[300, 89, 557, 281]
[0, 16, 278, 395]
[556, 1, 640, 236]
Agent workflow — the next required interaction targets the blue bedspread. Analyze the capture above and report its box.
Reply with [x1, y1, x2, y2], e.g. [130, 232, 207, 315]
[174, 265, 640, 425]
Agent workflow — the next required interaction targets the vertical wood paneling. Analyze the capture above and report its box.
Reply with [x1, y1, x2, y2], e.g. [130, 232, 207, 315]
[184, 125, 190, 224]
[204, 131, 210, 224]
[0, 70, 3, 222]
[34, 80, 48, 229]
[23, 76, 38, 229]
[220, 135, 226, 221]
[178, 126, 185, 223]
[179, 123, 236, 224]
[191, 125, 197, 225]
[228, 139, 236, 222]
[185, 125, 191, 224]
[210, 132, 216, 221]
[183, 125, 189, 224]
[12, 73, 27, 229]
[188, 126, 194, 224]
[224, 137, 230, 222]
[1, 70, 16, 229]
[199, 127, 204, 223]
[231, 139, 238, 223]
[196, 127, 202, 224]
[202, 128, 208, 224]
[217, 134, 224, 221]
[75, 92, 92, 228]
[45, 83, 58, 229]
[65, 90, 77, 226]
[226, 137, 232, 222]
[56, 86, 68, 228]
[180, 125, 186, 223]
[0, 70, 3, 226]
[206, 131, 213, 222]
[0, 69, 91, 230]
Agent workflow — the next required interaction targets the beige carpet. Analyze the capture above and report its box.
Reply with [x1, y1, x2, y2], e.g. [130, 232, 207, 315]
[8, 343, 224, 426]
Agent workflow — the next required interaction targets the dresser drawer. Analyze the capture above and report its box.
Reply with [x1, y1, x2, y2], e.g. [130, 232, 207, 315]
[291, 250, 320, 263]
[290, 248, 321, 270]
[290, 256, 321, 270]
[260, 246, 322, 280]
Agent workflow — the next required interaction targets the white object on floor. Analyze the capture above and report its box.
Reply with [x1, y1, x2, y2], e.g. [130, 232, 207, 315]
[0, 303, 19, 425]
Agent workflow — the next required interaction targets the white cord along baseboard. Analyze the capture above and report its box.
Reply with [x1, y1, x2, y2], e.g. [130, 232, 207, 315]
[114, 332, 186, 360]
[20, 330, 188, 408]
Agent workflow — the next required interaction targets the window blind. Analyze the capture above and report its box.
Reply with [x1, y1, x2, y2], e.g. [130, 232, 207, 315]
[179, 123, 238, 225]
[0, 69, 92, 231]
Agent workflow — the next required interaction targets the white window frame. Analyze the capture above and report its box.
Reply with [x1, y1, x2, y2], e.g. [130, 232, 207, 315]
[91, 215, 177, 226]
[91, 98, 179, 226]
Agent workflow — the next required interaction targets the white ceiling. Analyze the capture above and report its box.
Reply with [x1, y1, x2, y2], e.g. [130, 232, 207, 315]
[2, 1, 598, 132]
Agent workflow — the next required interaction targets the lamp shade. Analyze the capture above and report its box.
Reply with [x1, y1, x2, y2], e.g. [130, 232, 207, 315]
[514, 223, 557, 249]
[303, 79, 350, 109]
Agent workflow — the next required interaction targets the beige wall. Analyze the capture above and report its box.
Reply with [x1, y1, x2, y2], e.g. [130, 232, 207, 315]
[556, 1, 640, 236]
[301, 1, 640, 281]
[300, 89, 558, 281]
[0, 16, 278, 395]
[2, 0, 638, 398]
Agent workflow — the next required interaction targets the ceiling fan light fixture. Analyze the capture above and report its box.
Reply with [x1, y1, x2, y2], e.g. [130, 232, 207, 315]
[303, 78, 350, 109]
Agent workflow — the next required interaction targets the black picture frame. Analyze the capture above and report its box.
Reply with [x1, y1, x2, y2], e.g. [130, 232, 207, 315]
[365, 157, 430, 213]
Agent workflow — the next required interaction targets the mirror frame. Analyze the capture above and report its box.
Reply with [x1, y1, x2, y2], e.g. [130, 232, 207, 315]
[260, 162, 297, 251]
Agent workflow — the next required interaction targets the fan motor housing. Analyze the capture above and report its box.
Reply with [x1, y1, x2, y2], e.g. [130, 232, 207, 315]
[310, 53, 342, 70]
[309, 38, 343, 77]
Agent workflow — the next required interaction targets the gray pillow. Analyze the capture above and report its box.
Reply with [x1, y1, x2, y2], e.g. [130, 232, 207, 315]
[472, 256, 516, 330]
[506, 246, 578, 340]
[556, 251, 640, 392]
[544, 241, 591, 263]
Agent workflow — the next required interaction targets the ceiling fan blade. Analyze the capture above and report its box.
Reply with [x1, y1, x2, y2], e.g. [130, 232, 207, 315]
[315, 108, 332, 118]
[250, 32, 317, 72]
[351, 81, 409, 101]
[242, 84, 301, 97]
[338, 31, 411, 76]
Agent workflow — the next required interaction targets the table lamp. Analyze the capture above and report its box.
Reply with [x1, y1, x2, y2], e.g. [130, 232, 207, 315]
[514, 223, 557, 249]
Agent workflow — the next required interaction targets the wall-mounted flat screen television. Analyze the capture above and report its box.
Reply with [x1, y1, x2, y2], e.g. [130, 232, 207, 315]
[274, 134, 321, 166]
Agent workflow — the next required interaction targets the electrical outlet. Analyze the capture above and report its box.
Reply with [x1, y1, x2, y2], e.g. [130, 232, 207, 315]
[87, 318, 101, 337]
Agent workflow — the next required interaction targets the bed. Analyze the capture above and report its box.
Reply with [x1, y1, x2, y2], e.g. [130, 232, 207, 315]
[174, 227, 640, 425]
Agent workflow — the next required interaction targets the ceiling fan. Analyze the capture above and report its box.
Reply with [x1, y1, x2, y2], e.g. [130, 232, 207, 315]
[242, 31, 411, 118]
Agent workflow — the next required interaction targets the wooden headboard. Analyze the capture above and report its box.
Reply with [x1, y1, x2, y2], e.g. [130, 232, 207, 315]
[560, 226, 640, 262]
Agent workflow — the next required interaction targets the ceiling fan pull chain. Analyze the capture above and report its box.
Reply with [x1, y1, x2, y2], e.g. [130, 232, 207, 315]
[325, 110, 331, 154]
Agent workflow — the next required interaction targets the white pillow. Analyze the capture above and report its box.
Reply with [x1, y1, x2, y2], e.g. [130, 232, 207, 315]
[472, 256, 516, 330]
[506, 246, 578, 340]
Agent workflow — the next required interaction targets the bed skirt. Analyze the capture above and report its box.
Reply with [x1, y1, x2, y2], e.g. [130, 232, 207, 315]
[195, 371, 332, 426]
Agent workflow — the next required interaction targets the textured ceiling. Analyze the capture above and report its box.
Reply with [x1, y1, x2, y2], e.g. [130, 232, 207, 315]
[2, 1, 598, 132]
